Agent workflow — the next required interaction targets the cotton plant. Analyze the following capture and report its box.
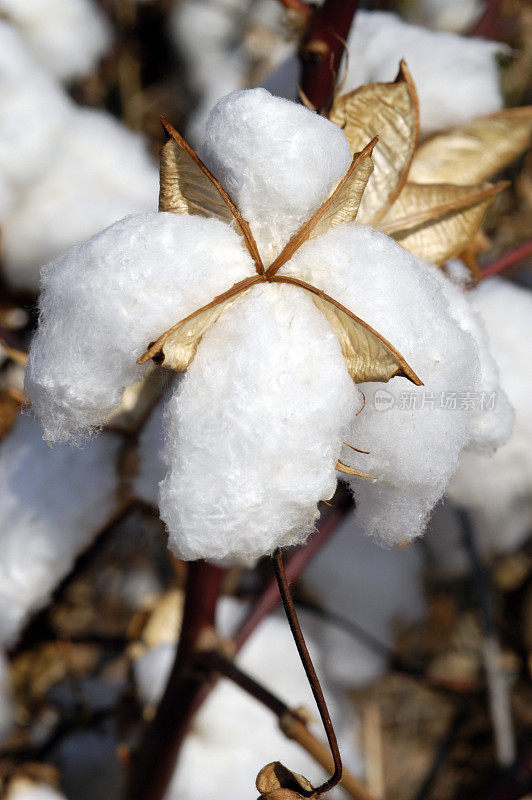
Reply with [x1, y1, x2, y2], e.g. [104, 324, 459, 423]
[0, 0, 112, 81]
[24, 70, 525, 562]
[263, 9, 507, 135]
[133, 599, 364, 800]
[0, 20, 158, 292]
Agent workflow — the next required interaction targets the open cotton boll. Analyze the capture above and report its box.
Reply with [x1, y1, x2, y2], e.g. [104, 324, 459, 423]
[0, 415, 120, 644]
[134, 599, 363, 800]
[344, 11, 505, 134]
[284, 224, 510, 545]
[446, 279, 532, 555]
[25, 212, 255, 442]
[2, 107, 159, 291]
[200, 89, 351, 261]
[161, 283, 360, 562]
[0, 22, 72, 198]
[0, 0, 112, 81]
[303, 514, 425, 687]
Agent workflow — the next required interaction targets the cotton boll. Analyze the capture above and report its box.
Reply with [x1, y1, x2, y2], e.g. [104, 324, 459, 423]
[284, 224, 506, 545]
[0, 22, 72, 196]
[25, 213, 255, 442]
[2, 108, 159, 291]
[160, 600, 363, 800]
[134, 642, 175, 707]
[303, 515, 425, 688]
[0, 415, 120, 644]
[200, 89, 352, 261]
[344, 11, 505, 134]
[446, 279, 532, 555]
[0, 0, 112, 81]
[161, 283, 360, 562]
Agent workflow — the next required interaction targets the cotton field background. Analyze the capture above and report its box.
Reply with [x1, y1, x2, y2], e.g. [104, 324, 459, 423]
[0, 1, 531, 800]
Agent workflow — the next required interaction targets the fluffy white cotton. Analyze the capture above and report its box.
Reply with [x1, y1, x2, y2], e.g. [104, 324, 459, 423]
[132, 599, 363, 800]
[304, 515, 425, 687]
[0, 22, 71, 199]
[161, 283, 360, 561]
[400, 0, 484, 33]
[262, 11, 504, 135]
[2, 108, 158, 290]
[0, 415, 120, 644]
[0, 0, 112, 80]
[344, 11, 505, 134]
[25, 212, 255, 442]
[284, 224, 512, 544]
[201, 89, 351, 261]
[6, 783, 67, 800]
[446, 279, 532, 555]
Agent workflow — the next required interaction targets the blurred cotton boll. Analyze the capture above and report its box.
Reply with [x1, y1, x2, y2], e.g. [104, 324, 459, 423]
[133, 599, 364, 800]
[0, 0, 113, 81]
[0, 415, 121, 645]
[263, 10, 505, 136]
[5, 782, 67, 800]
[2, 109, 159, 291]
[400, 0, 484, 33]
[446, 278, 532, 556]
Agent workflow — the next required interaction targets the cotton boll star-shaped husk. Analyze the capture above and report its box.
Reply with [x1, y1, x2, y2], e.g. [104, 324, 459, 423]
[26, 88, 426, 561]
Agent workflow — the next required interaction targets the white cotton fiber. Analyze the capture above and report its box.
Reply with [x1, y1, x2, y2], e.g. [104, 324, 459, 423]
[2, 108, 159, 291]
[0, 414, 120, 644]
[304, 515, 425, 687]
[134, 599, 364, 800]
[344, 11, 505, 134]
[446, 279, 532, 555]
[0, 22, 72, 198]
[161, 283, 360, 562]
[200, 89, 352, 261]
[283, 224, 512, 545]
[25, 212, 255, 442]
[0, 0, 112, 80]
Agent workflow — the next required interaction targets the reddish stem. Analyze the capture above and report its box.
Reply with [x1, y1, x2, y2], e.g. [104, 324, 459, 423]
[125, 561, 223, 800]
[299, 0, 359, 114]
[480, 240, 532, 279]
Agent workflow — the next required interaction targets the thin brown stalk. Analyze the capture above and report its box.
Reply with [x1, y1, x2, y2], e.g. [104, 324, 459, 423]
[272, 548, 342, 795]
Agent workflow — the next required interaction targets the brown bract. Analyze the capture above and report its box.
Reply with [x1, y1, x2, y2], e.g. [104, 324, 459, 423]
[138, 118, 423, 396]
[256, 761, 315, 800]
[329, 63, 532, 269]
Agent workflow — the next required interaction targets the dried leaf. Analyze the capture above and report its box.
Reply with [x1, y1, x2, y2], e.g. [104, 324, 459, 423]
[256, 762, 314, 800]
[409, 107, 532, 185]
[159, 117, 264, 272]
[270, 276, 422, 386]
[266, 139, 378, 277]
[336, 461, 379, 479]
[329, 61, 419, 225]
[137, 275, 263, 366]
[378, 181, 507, 265]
